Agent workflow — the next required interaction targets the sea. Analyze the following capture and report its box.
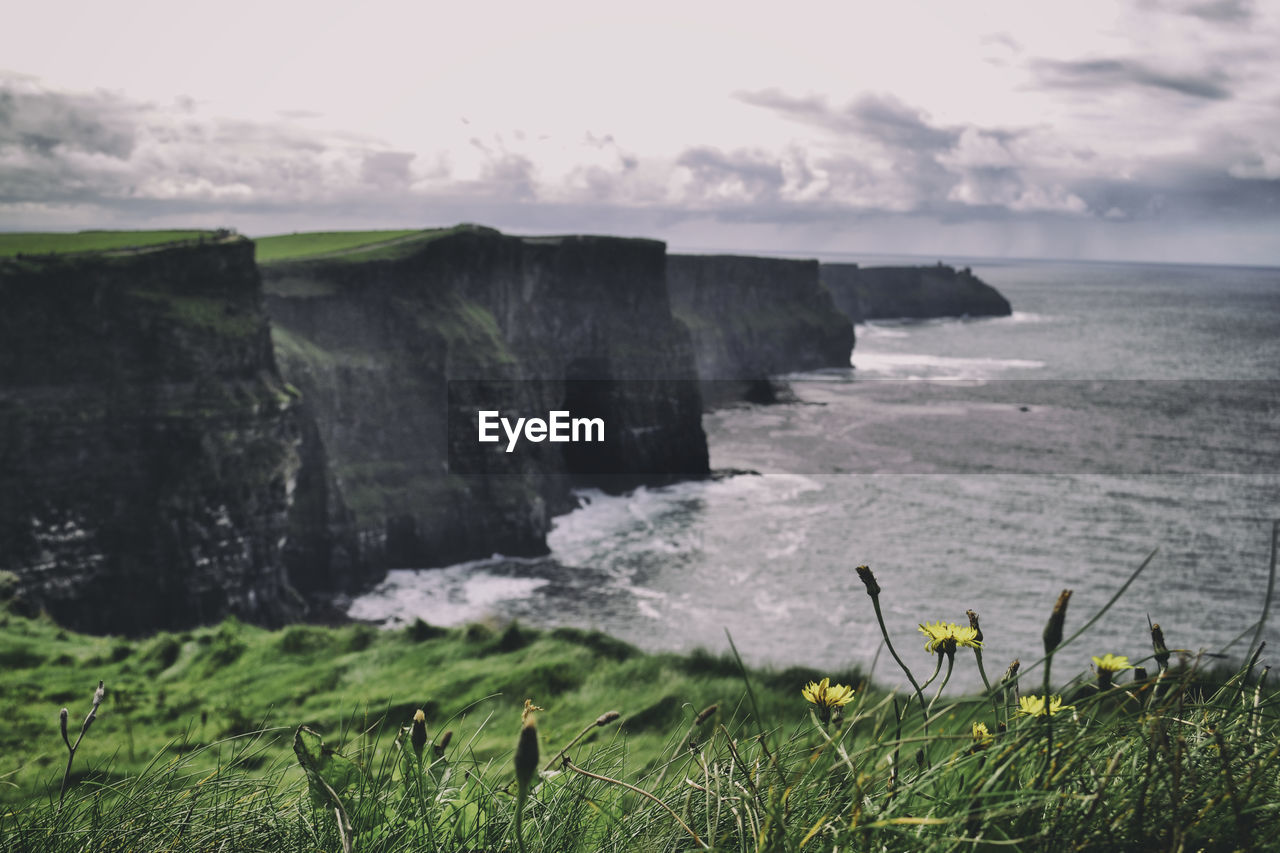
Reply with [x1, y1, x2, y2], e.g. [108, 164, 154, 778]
[350, 256, 1280, 690]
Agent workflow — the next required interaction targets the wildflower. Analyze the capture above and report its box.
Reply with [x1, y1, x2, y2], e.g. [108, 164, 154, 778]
[1016, 694, 1074, 717]
[971, 721, 994, 749]
[802, 677, 855, 710]
[918, 621, 982, 656]
[1092, 653, 1132, 672]
[1092, 653, 1133, 689]
[802, 677, 855, 723]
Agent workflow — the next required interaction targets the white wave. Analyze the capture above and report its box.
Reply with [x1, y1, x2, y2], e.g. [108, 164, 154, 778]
[851, 351, 1046, 380]
[857, 324, 910, 339]
[348, 566, 549, 626]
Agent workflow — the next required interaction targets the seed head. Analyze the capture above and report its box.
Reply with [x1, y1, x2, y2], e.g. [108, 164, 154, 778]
[595, 711, 621, 727]
[434, 729, 453, 759]
[693, 704, 718, 727]
[1043, 590, 1072, 654]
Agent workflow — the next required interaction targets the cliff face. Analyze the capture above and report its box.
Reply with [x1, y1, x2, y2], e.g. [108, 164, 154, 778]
[820, 263, 1012, 322]
[666, 255, 854, 402]
[262, 226, 708, 586]
[0, 239, 302, 633]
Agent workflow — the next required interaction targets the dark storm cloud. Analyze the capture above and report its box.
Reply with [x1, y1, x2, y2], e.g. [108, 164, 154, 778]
[1030, 58, 1233, 101]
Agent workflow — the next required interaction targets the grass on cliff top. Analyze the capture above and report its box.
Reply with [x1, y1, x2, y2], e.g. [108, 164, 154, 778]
[0, 230, 215, 258]
[0, 608, 844, 811]
[254, 230, 424, 263]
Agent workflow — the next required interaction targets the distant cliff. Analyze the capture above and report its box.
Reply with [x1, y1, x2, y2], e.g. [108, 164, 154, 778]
[820, 263, 1011, 322]
[262, 226, 708, 591]
[667, 254, 854, 402]
[0, 238, 303, 632]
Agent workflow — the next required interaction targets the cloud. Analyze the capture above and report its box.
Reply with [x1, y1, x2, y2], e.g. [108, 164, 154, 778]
[3, 73, 1277, 265]
[1132, 0, 1255, 23]
[1030, 58, 1233, 101]
[361, 150, 415, 190]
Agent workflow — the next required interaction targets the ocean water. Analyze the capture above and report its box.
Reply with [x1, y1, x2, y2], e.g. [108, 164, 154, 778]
[350, 258, 1280, 690]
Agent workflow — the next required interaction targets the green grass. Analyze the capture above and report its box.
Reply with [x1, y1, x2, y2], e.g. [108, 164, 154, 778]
[255, 225, 493, 264]
[254, 230, 425, 263]
[0, 231, 215, 258]
[2, 579, 1278, 851]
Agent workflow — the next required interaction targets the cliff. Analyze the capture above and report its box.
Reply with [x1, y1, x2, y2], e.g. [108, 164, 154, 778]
[0, 237, 303, 633]
[262, 226, 708, 588]
[820, 263, 1012, 322]
[666, 254, 854, 403]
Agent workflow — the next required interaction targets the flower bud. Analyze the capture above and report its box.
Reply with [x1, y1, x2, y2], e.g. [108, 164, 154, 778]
[410, 709, 427, 760]
[965, 610, 983, 644]
[855, 565, 881, 598]
[595, 711, 621, 727]
[694, 704, 718, 727]
[1151, 623, 1170, 672]
[514, 721, 539, 796]
[434, 729, 453, 759]
[1043, 590, 1072, 654]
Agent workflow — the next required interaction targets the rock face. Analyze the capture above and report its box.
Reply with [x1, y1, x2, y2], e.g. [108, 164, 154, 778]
[0, 239, 303, 633]
[4, 227, 888, 634]
[262, 226, 708, 591]
[820, 263, 1012, 322]
[666, 254, 854, 402]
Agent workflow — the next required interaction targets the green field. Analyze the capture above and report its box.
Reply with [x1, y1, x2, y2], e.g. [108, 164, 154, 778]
[0, 231, 215, 258]
[254, 230, 426, 262]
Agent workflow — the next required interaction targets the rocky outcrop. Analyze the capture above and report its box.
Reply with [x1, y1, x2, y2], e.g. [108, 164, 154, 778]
[0, 238, 303, 633]
[262, 226, 708, 589]
[667, 254, 854, 403]
[820, 263, 1011, 322]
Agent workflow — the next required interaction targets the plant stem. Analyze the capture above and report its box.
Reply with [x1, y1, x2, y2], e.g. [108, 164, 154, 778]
[927, 653, 956, 719]
[869, 596, 929, 725]
[563, 757, 708, 849]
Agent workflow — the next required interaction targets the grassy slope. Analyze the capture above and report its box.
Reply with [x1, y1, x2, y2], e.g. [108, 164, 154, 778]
[0, 611, 852, 809]
[0, 231, 214, 258]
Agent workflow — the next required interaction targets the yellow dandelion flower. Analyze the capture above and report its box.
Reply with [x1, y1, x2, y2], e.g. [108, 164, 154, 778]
[972, 721, 994, 748]
[801, 677, 855, 710]
[1091, 653, 1133, 673]
[1016, 694, 1073, 717]
[918, 621, 983, 654]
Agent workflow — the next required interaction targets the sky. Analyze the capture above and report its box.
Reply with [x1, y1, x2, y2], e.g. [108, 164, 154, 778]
[1, 0, 1278, 264]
